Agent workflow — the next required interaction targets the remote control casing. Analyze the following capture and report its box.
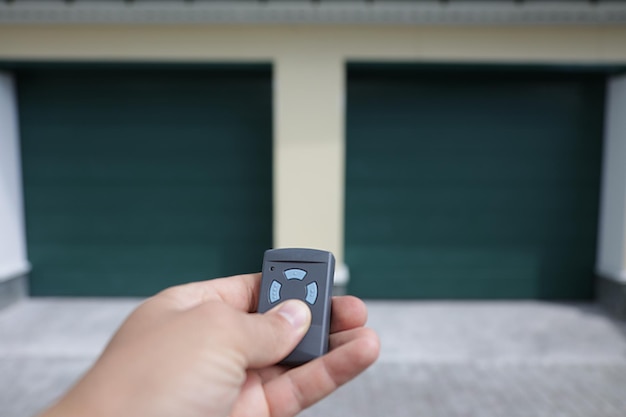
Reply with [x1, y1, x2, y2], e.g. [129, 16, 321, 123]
[257, 248, 335, 365]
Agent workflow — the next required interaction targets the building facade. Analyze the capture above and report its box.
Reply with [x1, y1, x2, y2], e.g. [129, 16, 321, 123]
[0, 1, 626, 315]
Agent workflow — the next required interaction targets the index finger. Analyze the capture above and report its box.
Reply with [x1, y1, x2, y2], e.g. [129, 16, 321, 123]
[157, 273, 262, 312]
[263, 327, 380, 417]
[157, 275, 367, 331]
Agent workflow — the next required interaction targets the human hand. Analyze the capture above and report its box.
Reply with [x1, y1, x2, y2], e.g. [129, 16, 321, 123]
[41, 273, 380, 417]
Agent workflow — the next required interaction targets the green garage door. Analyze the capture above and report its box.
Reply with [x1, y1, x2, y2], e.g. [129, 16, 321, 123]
[18, 65, 272, 296]
[346, 65, 605, 299]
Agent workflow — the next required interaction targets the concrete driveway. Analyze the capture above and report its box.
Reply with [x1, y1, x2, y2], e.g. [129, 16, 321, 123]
[1, 299, 625, 417]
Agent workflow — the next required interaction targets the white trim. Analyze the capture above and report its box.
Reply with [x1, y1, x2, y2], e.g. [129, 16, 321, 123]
[596, 75, 626, 286]
[0, 262, 30, 282]
[596, 268, 626, 284]
[0, 2, 625, 26]
[334, 263, 350, 287]
[0, 71, 29, 286]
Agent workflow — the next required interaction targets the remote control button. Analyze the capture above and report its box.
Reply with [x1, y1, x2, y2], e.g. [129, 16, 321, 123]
[284, 268, 307, 281]
[269, 280, 282, 304]
[305, 282, 318, 305]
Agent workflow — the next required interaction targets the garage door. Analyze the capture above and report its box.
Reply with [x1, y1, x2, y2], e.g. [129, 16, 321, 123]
[346, 65, 605, 299]
[18, 65, 272, 296]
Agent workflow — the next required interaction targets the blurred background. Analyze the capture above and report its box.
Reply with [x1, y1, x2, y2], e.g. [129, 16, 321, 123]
[1, 0, 626, 416]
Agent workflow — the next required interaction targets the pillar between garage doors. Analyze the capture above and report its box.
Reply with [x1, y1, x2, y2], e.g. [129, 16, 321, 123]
[273, 54, 348, 285]
[597, 74, 626, 319]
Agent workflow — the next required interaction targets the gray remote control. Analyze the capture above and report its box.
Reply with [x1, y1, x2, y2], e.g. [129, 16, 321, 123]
[257, 248, 335, 366]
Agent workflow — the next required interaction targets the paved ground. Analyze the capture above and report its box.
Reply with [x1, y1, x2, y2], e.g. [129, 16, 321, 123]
[1, 299, 625, 417]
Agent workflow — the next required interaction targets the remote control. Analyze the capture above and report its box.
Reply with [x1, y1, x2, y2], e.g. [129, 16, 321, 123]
[257, 248, 335, 366]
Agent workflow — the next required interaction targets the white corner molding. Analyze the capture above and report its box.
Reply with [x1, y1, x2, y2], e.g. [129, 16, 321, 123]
[0, 71, 29, 283]
[334, 263, 350, 287]
[0, 1, 626, 26]
[0, 262, 31, 283]
[596, 74, 626, 285]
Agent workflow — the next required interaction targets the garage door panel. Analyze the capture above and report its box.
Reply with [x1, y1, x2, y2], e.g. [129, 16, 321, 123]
[349, 185, 599, 226]
[348, 217, 594, 246]
[348, 186, 597, 211]
[347, 244, 595, 299]
[22, 128, 267, 154]
[349, 137, 600, 177]
[19, 66, 272, 296]
[346, 66, 604, 299]
[353, 84, 599, 127]
[350, 126, 585, 152]
[32, 245, 224, 297]
[346, 245, 542, 298]
[27, 214, 261, 242]
[349, 160, 597, 186]
[23, 160, 267, 186]
[23, 184, 266, 209]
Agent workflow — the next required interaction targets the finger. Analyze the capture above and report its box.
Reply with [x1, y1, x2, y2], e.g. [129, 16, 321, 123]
[329, 327, 374, 350]
[330, 296, 368, 333]
[229, 371, 270, 417]
[263, 327, 380, 417]
[247, 295, 369, 379]
[255, 364, 289, 384]
[255, 327, 374, 384]
[156, 273, 262, 312]
[237, 299, 312, 368]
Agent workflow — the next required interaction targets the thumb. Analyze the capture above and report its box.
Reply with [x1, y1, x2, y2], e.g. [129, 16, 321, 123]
[239, 299, 311, 368]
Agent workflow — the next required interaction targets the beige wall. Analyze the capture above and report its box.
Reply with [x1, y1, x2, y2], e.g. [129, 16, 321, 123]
[1, 25, 625, 265]
[1, 26, 626, 62]
[273, 52, 344, 257]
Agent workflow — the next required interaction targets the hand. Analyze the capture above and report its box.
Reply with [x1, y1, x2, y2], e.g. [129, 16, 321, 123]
[41, 273, 380, 417]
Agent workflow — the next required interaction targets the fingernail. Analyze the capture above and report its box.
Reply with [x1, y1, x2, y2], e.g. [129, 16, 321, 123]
[277, 299, 310, 330]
